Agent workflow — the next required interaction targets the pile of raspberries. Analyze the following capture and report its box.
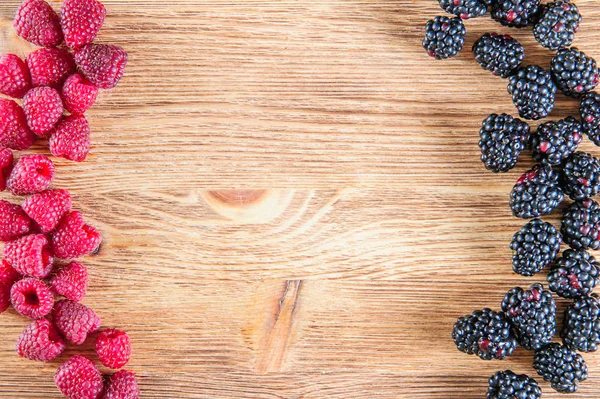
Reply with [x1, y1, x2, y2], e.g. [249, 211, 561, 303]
[0, 1, 137, 399]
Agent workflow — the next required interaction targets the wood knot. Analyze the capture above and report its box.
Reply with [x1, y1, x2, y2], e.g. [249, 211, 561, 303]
[201, 189, 293, 223]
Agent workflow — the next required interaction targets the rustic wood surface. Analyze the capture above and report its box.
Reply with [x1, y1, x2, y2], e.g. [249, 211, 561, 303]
[1, 0, 600, 397]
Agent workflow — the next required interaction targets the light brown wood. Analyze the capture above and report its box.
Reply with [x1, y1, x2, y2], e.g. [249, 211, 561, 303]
[1, 0, 600, 398]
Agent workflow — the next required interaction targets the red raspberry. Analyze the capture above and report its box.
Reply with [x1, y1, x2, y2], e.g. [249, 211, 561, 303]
[0, 200, 31, 241]
[50, 261, 88, 302]
[52, 210, 101, 258]
[96, 329, 131, 369]
[13, 0, 63, 48]
[6, 154, 55, 195]
[16, 318, 66, 361]
[0, 283, 10, 314]
[103, 370, 139, 399]
[10, 277, 54, 319]
[22, 189, 72, 234]
[49, 114, 91, 162]
[0, 54, 31, 98]
[0, 146, 14, 191]
[3, 233, 54, 278]
[0, 259, 21, 287]
[55, 355, 104, 399]
[23, 86, 64, 136]
[27, 48, 76, 89]
[53, 299, 101, 345]
[62, 74, 99, 114]
[0, 99, 34, 150]
[75, 44, 128, 89]
[61, 0, 106, 50]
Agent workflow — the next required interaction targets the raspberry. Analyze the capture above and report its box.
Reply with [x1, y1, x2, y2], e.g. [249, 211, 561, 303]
[27, 48, 76, 89]
[0, 200, 31, 241]
[0, 283, 10, 314]
[0, 54, 31, 98]
[3, 234, 54, 278]
[6, 154, 55, 196]
[22, 189, 72, 234]
[50, 261, 88, 302]
[10, 277, 54, 319]
[0, 260, 21, 287]
[62, 74, 99, 114]
[22, 86, 64, 136]
[0, 99, 34, 150]
[75, 44, 128, 89]
[103, 370, 139, 399]
[96, 329, 131, 369]
[13, 0, 63, 48]
[50, 114, 91, 162]
[61, 0, 106, 50]
[53, 299, 101, 345]
[0, 146, 13, 191]
[16, 318, 66, 361]
[55, 355, 104, 399]
[52, 210, 101, 259]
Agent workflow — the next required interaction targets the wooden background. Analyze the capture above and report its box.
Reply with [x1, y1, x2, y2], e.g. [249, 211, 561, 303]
[1, 0, 600, 397]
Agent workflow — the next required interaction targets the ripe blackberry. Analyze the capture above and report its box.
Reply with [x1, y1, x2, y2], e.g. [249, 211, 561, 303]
[551, 48, 599, 98]
[473, 33, 524, 78]
[562, 199, 600, 250]
[562, 294, 600, 353]
[491, 0, 541, 28]
[423, 16, 466, 60]
[507, 66, 556, 120]
[479, 113, 530, 173]
[452, 308, 517, 360]
[548, 249, 600, 299]
[561, 152, 600, 200]
[502, 283, 557, 350]
[533, 1, 581, 51]
[509, 165, 564, 218]
[534, 343, 587, 392]
[580, 92, 600, 145]
[487, 371, 541, 399]
[532, 117, 582, 166]
[510, 219, 561, 276]
[439, 0, 488, 19]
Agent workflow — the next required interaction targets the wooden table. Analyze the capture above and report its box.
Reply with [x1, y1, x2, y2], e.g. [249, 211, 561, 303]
[1, 1, 600, 397]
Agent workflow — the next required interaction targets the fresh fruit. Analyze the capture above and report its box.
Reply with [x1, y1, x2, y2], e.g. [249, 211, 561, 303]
[0, 99, 34, 150]
[0, 146, 13, 191]
[22, 189, 72, 234]
[22, 86, 64, 136]
[53, 299, 101, 345]
[548, 249, 600, 299]
[96, 329, 131, 369]
[580, 91, 600, 145]
[62, 73, 99, 114]
[13, 0, 63, 48]
[533, 0, 581, 51]
[61, 0, 106, 49]
[562, 294, 600, 353]
[103, 370, 139, 399]
[16, 318, 66, 361]
[422, 16, 467, 60]
[3, 234, 54, 278]
[27, 47, 76, 89]
[509, 165, 564, 218]
[472, 33, 524, 78]
[50, 261, 88, 302]
[533, 343, 587, 393]
[507, 65, 556, 120]
[0, 259, 21, 288]
[0, 200, 31, 241]
[491, 0, 541, 28]
[551, 48, 599, 98]
[486, 370, 541, 399]
[6, 154, 55, 196]
[75, 44, 128, 89]
[531, 117, 582, 166]
[479, 113, 530, 173]
[0, 54, 31, 98]
[55, 355, 104, 399]
[10, 277, 54, 319]
[52, 210, 101, 259]
[49, 114, 91, 162]
[510, 219, 561, 277]
[561, 152, 600, 200]
[562, 199, 600, 250]
[438, 0, 488, 19]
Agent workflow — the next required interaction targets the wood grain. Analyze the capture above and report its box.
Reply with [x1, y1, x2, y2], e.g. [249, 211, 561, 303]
[1, 0, 600, 398]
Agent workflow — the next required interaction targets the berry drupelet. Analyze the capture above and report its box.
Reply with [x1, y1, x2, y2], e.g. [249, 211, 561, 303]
[510, 219, 561, 276]
[561, 151, 600, 200]
[551, 48, 599, 98]
[533, 0, 581, 51]
[438, 0, 488, 19]
[532, 117, 582, 166]
[491, 0, 541, 28]
[423, 16, 466, 60]
[562, 199, 600, 250]
[507, 65, 556, 120]
[486, 371, 541, 399]
[580, 91, 600, 145]
[509, 165, 564, 218]
[452, 308, 517, 360]
[479, 113, 530, 173]
[533, 343, 587, 393]
[562, 294, 600, 353]
[548, 249, 600, 299]
[473, 33, 524, 78]
[502, 283, 557, 350]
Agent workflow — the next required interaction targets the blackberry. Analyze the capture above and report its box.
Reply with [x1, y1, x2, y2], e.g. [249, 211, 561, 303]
[472, 33, 524, 78]
[491, 0, 541, 28]
[551, 48, 599, 98]
[510, 219, 561, 276]
[452, 308, 517, 360]
[423, 16, 466, 60]
[562, 294, 600, 352]
[439, 0, 488, 19]
[507, 66, 556, 120]
[580, 91, 600, 145]
[533, 343, 588, 393]
[532, 117, 582, 166]
[561, 199, 600, 250]
[509, 165, 564, 218]
[502, 283, 557, 350]
[548, 249, 600, 299]
[487, 371, 542, 399]
[561, 152, 600, 200]
[479, 113, 530, 173]
[533, 1, 581, 51]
